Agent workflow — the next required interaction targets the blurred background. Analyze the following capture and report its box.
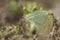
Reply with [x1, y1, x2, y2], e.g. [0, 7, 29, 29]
[0, 0, 60, 40]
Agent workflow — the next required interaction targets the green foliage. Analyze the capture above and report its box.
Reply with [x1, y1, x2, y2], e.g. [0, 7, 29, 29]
[8, 1, 19, 12]
[25, 10, 54, 35]
[0, 25, 19, 38]
[23, 2, 44, 14]
[0, 26, 6, 34]
[0, 26, 6, 38]
[12, 25, 19, 33]
[23, 2, 41, 14]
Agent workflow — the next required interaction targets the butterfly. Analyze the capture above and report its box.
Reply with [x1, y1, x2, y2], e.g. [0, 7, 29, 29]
[25, 10, 54, 36]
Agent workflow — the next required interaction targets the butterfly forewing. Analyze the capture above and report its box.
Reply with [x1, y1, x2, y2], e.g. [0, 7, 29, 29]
[26, 10, 54, 36]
